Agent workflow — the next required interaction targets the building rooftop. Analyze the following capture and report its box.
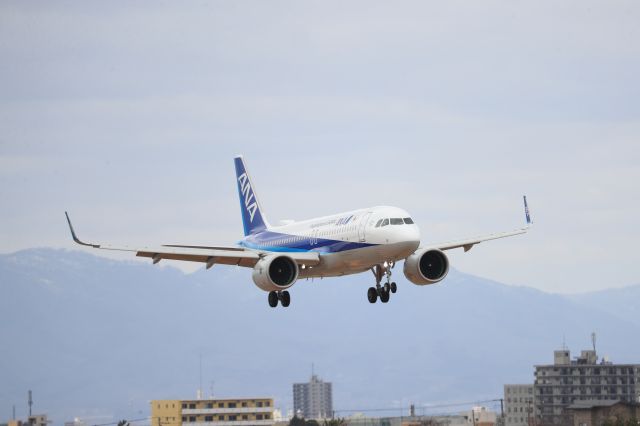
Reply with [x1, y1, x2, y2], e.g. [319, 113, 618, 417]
[534, 347, 640, 367]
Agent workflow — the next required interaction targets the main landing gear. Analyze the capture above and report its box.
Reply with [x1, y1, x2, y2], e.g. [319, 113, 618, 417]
[367, 263, 397, 304]
[268, 290, 291, 308]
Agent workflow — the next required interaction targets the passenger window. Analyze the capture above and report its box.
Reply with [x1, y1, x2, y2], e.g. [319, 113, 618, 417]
[403, 217, 414, 224]
[381, 219, 389, 227]
[375, 219, 383, 227]
[390, 218, 403, 225]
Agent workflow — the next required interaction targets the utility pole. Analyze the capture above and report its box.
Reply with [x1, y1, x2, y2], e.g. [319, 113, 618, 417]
[198, 353, 203, 400]
[28, 390, 33, 417]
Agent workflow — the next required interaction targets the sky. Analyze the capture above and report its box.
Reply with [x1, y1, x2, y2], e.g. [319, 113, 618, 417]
[1, 1, 639, 294]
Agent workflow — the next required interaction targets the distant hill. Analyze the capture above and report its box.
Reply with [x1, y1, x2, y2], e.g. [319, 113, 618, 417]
[566, 284, 640, 328]
[1, 248, 638, 425]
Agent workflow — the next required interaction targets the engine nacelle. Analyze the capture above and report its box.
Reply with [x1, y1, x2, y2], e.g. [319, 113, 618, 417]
[252, 254, 299, 292]
[403, 248, 449, 285]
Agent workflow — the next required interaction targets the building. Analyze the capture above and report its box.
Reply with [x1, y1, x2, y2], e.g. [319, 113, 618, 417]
[6, 415, 49, 426]
[534, 348, 640, 425]
[565, 400, 640, 426]
[293, 375, 333, 419]
[504, 384, 534, 426]
[151, 398, 275, 426]
[344, 407, 497, 426]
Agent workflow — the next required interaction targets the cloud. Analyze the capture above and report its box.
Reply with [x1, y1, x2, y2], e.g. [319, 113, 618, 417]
[0, 1, 639, 292]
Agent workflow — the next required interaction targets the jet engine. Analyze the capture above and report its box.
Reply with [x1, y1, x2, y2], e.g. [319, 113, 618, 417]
[252, 254, 299, 291]
[403, 248, 449, 285]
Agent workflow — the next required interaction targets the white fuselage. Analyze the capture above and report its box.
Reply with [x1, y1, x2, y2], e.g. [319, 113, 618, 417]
[239, 206, 421, 278]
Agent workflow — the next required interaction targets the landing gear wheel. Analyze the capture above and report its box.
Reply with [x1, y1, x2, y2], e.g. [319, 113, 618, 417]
[384, 283, 391, 293]
[390, 282, 397, 293]
[268, 291, 278, 308]
[281, 291, 291, 307]
[380, 289, 390, 303]
[367, 287, 378, 303]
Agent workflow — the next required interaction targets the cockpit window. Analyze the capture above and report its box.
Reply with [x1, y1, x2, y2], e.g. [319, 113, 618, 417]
[375, 219, 383, 228]
[390, 218, 403, 225]
[381, 218, 389, 227]
[403, 217, 414, 224]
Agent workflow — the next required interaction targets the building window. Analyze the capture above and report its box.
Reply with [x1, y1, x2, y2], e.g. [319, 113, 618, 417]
[205, 416, 213, 422]
[265, 401, 270, 407]
[218, 403, 224, 408]
[264, 414, 270, 419]
[189, 417, 196, 422]
[206, 403, 213, 409]
[242, 416, 248, 420]
[242, 402, 247, 407]
[257, 402, 263, 407]
[182, 417, 186, 422]
[257, 415, 263, 420]
[228, 403, 237, 408]
[228, 416, 237, 421]
[182, 404, 187, 409]
[189, 404, 196, 409]
[218, 416, 224, 421]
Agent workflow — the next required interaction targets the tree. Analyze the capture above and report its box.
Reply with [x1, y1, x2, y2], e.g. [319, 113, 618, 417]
[322, 418, 347, 426]
[289, 417, 307, 426]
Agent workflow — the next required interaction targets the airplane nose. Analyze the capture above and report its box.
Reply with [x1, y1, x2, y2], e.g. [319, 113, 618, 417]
[409, 225, 421, 249]
[394, 224, 420, 249]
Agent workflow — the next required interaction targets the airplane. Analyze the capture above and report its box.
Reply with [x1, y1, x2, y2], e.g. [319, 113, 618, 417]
[65, 156, 532, 308]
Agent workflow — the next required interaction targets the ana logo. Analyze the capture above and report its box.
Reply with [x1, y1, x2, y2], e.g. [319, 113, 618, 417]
[237, 172, 258, 222]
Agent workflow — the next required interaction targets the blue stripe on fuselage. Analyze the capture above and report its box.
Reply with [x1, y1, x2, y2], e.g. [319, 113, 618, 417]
[239, 230, 377, 254]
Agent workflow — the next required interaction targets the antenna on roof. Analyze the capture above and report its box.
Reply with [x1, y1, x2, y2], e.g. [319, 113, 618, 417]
[591, 332, 597, 353]
[562, 334, 567, 350]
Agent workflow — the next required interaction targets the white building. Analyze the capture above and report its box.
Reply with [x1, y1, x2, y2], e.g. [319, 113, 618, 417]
[504, 384, 534, 426]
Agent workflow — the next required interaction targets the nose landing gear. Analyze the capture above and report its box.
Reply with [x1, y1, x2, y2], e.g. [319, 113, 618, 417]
[268, 290, 291, 308]
[367, 263, 397, 304]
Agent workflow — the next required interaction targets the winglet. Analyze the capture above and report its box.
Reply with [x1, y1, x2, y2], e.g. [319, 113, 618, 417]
[523, 195, 533, 227]
[65, 212, 100, 248]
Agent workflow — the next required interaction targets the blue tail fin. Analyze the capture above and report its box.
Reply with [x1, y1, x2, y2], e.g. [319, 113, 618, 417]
[234, 156, 269, 236]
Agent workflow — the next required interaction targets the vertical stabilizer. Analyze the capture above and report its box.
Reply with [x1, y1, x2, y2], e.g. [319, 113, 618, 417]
[234, 156, 270, 236]
[524, 195, 532, 226]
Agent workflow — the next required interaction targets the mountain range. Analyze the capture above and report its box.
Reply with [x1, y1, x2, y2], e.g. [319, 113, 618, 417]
[1, 248, 638, 425]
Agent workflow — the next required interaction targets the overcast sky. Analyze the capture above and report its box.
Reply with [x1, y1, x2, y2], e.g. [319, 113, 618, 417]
[1, 1, 639, 293]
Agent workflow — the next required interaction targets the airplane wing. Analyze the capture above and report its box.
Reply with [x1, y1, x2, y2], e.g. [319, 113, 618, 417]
[426, 195, 533, 253]
[64, 212, 320, 268]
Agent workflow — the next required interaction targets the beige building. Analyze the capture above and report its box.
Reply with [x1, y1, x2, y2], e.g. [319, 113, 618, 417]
[151, 398, 275, 426]
[565, 400, 640, 426]
[6, 415, 49, 426]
